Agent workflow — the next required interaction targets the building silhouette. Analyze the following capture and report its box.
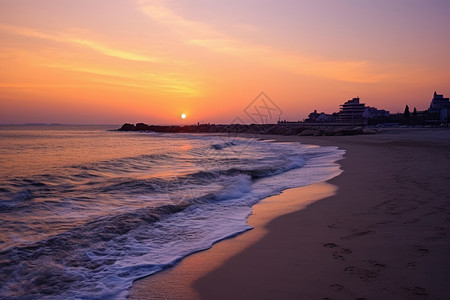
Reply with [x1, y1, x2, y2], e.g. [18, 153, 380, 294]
[429, 91, 450, 122]
[338, 97, 366, 124]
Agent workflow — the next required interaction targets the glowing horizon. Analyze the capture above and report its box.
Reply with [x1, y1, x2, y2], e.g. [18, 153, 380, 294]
[1, 0, 449, 125]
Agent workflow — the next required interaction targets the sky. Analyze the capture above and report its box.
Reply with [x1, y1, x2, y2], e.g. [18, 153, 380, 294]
[1, 0, 449, 125]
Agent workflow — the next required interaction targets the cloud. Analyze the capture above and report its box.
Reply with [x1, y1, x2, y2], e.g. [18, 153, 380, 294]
[0, 24, 162, 62]
[136, 0, 393, 83]
[0, 25, 202, 96]
[41, 62, 202, 96]
[137, 0, 214, 37]
[0, 47, 202, 98]
[0, 83, 78, 88]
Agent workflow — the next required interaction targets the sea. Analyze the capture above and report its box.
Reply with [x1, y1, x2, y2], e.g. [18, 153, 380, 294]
[0, 125, 344, 299]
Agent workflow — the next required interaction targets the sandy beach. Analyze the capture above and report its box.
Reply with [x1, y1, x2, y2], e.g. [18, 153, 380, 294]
[130, 128, 450, 299]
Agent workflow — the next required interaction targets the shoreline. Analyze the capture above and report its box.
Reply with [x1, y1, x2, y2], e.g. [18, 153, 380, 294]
[129, 133, 344, 299]
[129, 182, 339, 300]
[130, 128, 450, 299]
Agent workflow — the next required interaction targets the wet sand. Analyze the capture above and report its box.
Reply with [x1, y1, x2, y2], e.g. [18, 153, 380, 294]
[131, 128, 450, 299]
[130, 182, 338, 299]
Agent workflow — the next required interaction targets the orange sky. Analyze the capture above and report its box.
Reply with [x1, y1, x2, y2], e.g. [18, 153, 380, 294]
[1, 0, 449, 124]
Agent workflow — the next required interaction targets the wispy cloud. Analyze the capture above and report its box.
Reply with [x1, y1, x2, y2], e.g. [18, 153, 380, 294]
[137, 0, 393, 83]
[0, 26, 203, 96]
[137, 0, 214, 37]
[0, 83, 80, 88]
[0, 24, 162, 62]
[42, 62, 202, 96]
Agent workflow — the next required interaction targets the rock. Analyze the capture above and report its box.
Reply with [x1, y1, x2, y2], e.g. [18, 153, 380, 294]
[363, 128, 377, 134]
[335, 127, 364, 135]
[299, 129, 315, 136]
[313, 130, 323, 136]
[269, 126, 288, 135]
[264, 126, 277, 134]
[294, 127, 305, 135]
[323, 129, 335, 136]
[135, 123, 151, 131]
[351, 127, 364, 135]
[118, 123, 135, 131]
[284, 129, 294, 135]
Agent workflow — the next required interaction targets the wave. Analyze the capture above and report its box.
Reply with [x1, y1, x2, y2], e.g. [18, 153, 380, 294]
[0, 175, 257, 299]
[0, 154, 304, 213]
[211, 174, 252, 201]
[0, 172, 255, 298]
[0, 203, 190, 299]
[0, 131, 345, 299]
[210, 141, 236, 150]
[100, 177, 166, 194]
[12, 189, 33, 202]
[100, 158, 304, 197]
[70, 153, 174, 175]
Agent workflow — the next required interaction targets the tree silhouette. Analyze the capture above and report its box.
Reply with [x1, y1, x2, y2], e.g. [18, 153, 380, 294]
[404, 105, 410, 119]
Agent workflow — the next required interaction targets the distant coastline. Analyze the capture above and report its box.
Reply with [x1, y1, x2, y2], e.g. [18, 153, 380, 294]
[117, 122, 448, 137]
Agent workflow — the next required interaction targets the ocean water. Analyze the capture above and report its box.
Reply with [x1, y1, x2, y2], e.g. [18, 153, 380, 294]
[0, 125, 344, 299]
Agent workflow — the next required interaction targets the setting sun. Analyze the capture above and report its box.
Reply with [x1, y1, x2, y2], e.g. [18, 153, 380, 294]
[181, 113, 186, 119]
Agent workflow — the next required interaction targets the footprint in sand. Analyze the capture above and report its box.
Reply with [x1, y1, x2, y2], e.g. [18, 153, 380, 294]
[323, 242, 338, 248]
[366, 260, 386, 269]
[341, 230, 373, 240]
[406, 261, 417, 269]
[403, 218, 420, 224]
[323, 243, 353, 261]
[411, 245, 430, 257]
[344, 260, 385, 282]
[344, 266, 379, 281]
[329, 283, 345, 291]
[405, 286, 429, 297]
[332, 251, 345, 260]
[327, 284, 367, 299]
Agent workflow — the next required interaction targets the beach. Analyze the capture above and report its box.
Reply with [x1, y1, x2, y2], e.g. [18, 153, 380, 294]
[131, 128, 450, 299]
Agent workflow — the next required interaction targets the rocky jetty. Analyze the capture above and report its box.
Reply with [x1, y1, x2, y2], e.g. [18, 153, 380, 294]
[118, 123, 378, 136]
